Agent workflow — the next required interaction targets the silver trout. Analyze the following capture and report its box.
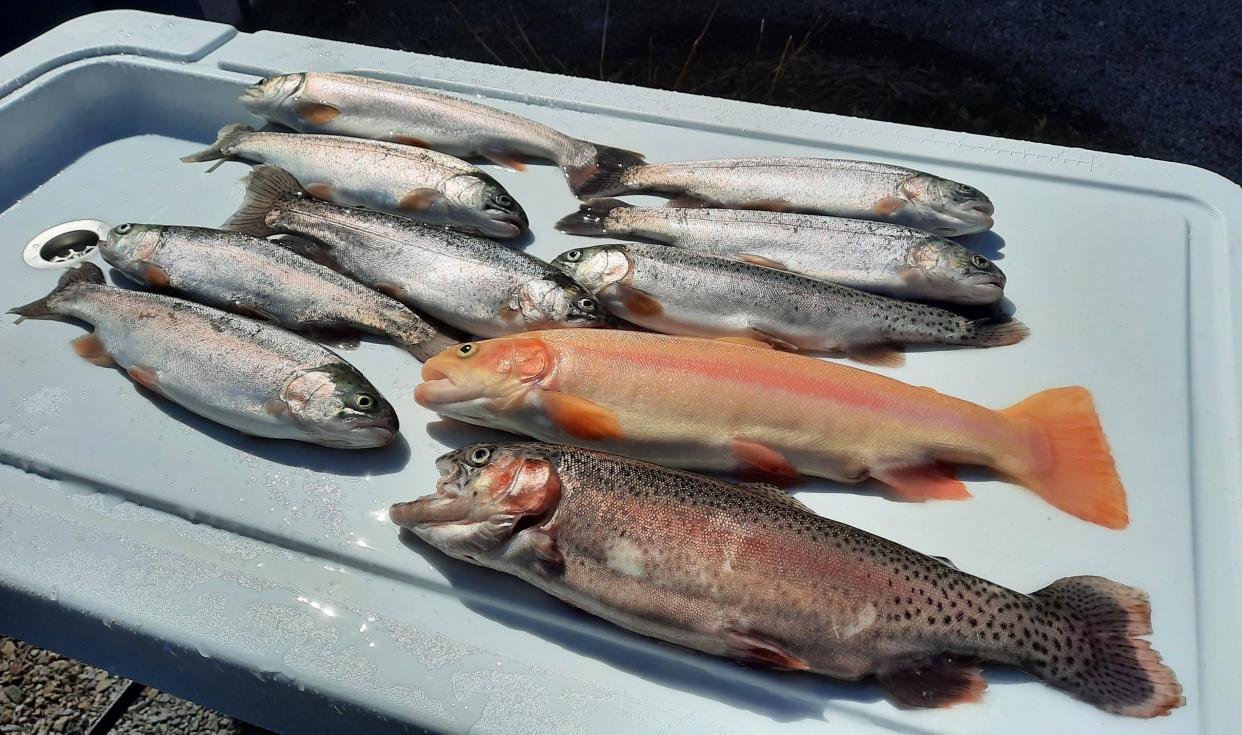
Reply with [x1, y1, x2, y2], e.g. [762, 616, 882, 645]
[224, 166, 611, 337]
[575, 157, 995, 237]
[556, 199, 1006, 304]
[181, 124, 527, 239]
[551, 242, 1025, 365]
[100, 223, 456, 361]
[392, 442, 1182, 718]
[8, 264, 398, 448]
[240, 72, 645, 197]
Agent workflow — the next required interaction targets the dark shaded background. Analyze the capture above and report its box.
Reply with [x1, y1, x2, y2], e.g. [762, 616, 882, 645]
[7, 0, 1242, 183]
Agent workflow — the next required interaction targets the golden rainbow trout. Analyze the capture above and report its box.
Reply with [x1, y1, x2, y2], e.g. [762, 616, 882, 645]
[392, 442, 1181, 718]
[414, 330, 1128, 528]
[8, 264, 398, 448]
[556, 199, 1006, 304]
[100, 223, 455, 361]
[182, 124, 527, 239]
[575, 157, 995, 237]
[240, 72, 645, 197]
[224, 166, 610, 337]
[551, 242, 1025, 365]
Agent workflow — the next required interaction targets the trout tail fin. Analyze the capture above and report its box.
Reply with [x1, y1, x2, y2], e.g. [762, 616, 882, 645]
[1030, 576, 1182, 717]
[8, 262, 106, 322]
[223, 165, 305, 237]
[564, 142, 644, 198]
[554, 198, 634, 236]
[999, 386, 1127, 528]
[395, 322, 461, 363]
[966, 318, 1029, 347]
[180, 123, 254, 164]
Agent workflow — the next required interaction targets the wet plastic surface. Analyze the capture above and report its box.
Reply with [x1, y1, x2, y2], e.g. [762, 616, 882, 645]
[1, 10, 1240, 734]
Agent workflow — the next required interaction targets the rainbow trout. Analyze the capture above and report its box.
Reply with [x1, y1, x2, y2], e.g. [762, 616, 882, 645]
[393, 442, 1182, 717]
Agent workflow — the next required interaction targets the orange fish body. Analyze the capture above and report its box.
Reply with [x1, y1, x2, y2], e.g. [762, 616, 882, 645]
[415, 330, 1126, 528]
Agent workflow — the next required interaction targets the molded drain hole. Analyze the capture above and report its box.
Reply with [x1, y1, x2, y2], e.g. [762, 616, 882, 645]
[22, 219, 111, 269]
[40, 230, 99, 263]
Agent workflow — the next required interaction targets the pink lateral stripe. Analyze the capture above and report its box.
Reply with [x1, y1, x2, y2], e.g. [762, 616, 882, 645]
[560, 335, 909, 413]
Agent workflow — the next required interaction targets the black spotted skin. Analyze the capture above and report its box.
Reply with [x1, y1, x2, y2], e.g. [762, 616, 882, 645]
[411, 443, 1180, 716]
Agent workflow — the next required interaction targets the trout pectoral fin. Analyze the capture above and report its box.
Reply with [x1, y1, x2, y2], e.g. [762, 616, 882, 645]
[481, 150, 528, 171]
[897, 265, 930, 286]
[725, 626, 810, 671]
[542, 392, 623, 441]
[527, 527, 563, 566]
[741, 198, 791, 212]
[71, 333, 115, 367]
[263, 398, 289, 416]
[729, 438, 801, 485]
[845, 343, 906, 367]
[399, 188, 443, 211]
[142, 264, 172, 289]
[877, 655, 986, 708]
[126, 365, 162, 395]
[873, 464, 971, 501]
[715, 336, 774, 350]
[666, 193, 715, 209]
[931, 555, 958, 570]
[234, 303, 279, 323]
[749, 329, 799, 352]
[392, 134, 431, 147]
[736, 253, 787, 270]
[375, 282, 409, 302]
[616, 284, 663, 317]
[735, 482, 814, 513]
[874, 197, 909, 216]
[294, 100, 342, 124]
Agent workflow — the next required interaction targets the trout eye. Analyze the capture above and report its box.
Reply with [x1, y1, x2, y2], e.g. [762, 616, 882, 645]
[565, 249, 582, 262]
[467, 446, 493, 466]
[351, 393, 377, 411]
[575, 298, 596, 312]
[494, 195, 512, 207]
[971, 254, 990, 269]
[114, 223, 133, 235]
[457, 343, 475, 358]
[956, 184, 977, 196]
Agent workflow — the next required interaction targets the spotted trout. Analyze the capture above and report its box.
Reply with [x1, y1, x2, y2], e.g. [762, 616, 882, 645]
[413, 330, 1128, 527]
[181, 124, 527, 239]
[224, 166, 611, 338]
[392, 442, 1181, 717]
[551, 242, 1025, 365]
[8, 264, 398, 447]
[556, 199, 1006, 304]
[240, 72, 645, 196]
[100, 223, 455, 361]
[574, 157, 995, 237]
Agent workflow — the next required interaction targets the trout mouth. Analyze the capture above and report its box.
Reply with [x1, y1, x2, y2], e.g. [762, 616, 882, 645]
[496, 212, 529, 229]
[390, 459, 469, 528]
[951, 204, 995, 232]
[346, 419, 398, 446]
[481, 216, 525, 239]
[957, 282, 1004, 305]
[966, 271, 1006, 290]
[962, 199, 995, 217]
[414, 364, 483, 406]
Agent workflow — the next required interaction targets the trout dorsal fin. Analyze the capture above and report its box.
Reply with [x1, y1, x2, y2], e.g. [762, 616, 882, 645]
[734, 481, 814, 513]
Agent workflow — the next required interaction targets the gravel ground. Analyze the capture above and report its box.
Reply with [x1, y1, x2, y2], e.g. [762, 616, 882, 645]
[0, 634, 267, 735]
